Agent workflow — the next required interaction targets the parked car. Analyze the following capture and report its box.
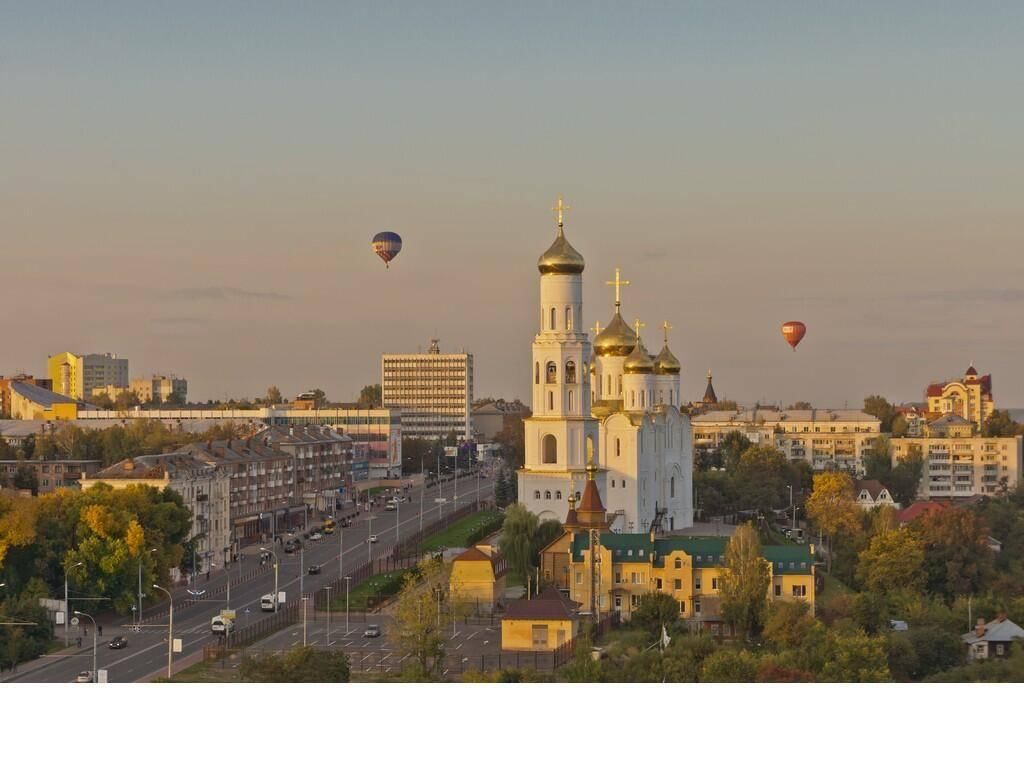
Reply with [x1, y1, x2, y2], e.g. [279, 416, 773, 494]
[108, 636, 128, 650]
[363, 624, 381, 638]
[309, 532, 323, 542]
[368, 534, 378, 544]
[385, 501, 397, 511]
[75, 671, 94, 683]
[308, 564, 322, 575]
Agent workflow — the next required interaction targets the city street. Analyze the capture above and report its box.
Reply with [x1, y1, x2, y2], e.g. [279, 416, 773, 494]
[4, 472, 495, 683]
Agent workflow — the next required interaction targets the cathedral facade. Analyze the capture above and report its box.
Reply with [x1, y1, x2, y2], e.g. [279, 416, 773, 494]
[517, 209, 694, 533]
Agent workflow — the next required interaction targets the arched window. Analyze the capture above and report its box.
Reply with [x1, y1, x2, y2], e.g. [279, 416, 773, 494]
[550, 307, 556, 330]
[568, 390, 574, 413]
[542, 435, 557, 464]
[544, 490, 551, 500]
[606, 374, 611, 394]
[546, 362, 557, 384]
[585, 435, 594, 463]
[535, 362, 540, 385]
[555, 491, 562, 500]
[548, 391, 554, 411]
[534, 490, 541, 500]
[565, 306, 573, 330]
[618, 375, 622, 394]
[615, 438, 621, 457]
[670, 476, 675, 498]
[640, 391, 645, 408]
[565, 360, 577, 384]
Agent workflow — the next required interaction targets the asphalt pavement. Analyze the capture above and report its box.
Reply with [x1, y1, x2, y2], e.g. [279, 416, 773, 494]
[4, 472, 496, 684]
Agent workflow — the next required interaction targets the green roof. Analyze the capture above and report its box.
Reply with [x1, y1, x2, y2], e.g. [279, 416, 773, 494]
[762, 545, 814, 575]
[570, 535, 813, 573]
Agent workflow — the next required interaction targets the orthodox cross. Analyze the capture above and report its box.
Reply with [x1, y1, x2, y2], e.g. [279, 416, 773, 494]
[662, 320, 673, 344]
[633, 318, 646, 339]
[591, 321, 602, 336]
[553, 197, 569, 228]
[606, 267, 630, 309]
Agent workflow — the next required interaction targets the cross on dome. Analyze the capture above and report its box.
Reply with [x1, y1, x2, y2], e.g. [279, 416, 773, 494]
[662, 320, 672, 344]
[553, 197, 569, 229]
[606, 267, 630, 310]
[633, 318, 646, 338]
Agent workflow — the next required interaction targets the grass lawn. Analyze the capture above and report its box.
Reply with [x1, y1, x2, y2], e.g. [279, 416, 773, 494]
[170, 658, 241, 683]
[328, 569, 410, 611]
[419, 509, 503, 552]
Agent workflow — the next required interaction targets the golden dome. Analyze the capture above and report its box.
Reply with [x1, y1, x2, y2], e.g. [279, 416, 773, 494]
[653, 343, 681, 374]
[623, 339, 654, 373]
[537, 227, 585, 275]
[593, 312, 637, 357]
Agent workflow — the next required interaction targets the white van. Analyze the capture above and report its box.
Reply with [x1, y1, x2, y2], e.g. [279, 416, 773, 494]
[260, 594, 277, 612]
[211, 615, 234, 635]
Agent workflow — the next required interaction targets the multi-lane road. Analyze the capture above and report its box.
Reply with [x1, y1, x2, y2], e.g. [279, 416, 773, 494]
[6, 473, 496, 683]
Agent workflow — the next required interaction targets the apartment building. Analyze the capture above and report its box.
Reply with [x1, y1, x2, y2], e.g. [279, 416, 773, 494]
[925, 364, 995, 432]
[130, 375, 188, 404]
[891, 435, 1023, 500]
[692, 408, 881, 475]
[0, 459, 102, 493]
[48, 352, 128, 400]
[259, 425, 353, 513]
[382, 339, 473, 441]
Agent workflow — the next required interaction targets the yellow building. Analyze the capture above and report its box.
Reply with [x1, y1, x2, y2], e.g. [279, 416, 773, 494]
[926, 364, 994, 432]
[449, 544, 507, 613]
[47, 351, 128, 400]
[9, 380, 83, 420]
[501, 587, 580, 651]
[552, 532, 815, 634]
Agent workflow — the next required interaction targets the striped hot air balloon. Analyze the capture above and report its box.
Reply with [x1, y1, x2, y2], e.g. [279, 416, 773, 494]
[371, 232, 402, 268]
[781, 321, 806, 350]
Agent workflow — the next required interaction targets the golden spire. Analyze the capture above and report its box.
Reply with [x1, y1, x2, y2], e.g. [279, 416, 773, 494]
[606, 267, 630, 311]
[553, 197, 569, 230]
[591, 321, 602, 336]
[662, 320, 672, 344]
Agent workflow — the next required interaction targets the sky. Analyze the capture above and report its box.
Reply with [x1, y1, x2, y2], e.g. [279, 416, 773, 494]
[2, 2, 1022, 407]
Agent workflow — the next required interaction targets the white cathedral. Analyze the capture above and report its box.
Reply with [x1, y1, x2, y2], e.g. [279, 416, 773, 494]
[517, 206, 694, 533]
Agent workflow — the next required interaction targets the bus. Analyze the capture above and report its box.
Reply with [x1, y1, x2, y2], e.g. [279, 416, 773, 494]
[322, 519, 336, 535]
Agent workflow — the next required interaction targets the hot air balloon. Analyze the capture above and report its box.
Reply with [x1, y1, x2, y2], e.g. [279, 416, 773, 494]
[781, 321, 806, 351]
[371, 231, 402, 269]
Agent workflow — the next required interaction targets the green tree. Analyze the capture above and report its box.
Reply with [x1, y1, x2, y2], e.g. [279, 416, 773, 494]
[12, 465, 38, 494]
[719, 523, 771, 638]
[165, 390, 187, 407]
[719, 431, 752, 472]
[733, 444, 790, 513]
[357, 384, 382, 408]
[264, 385, 283, 405]
[533, 519, 563, 563]
[113, 390, 141, 411]
[87, 392, 115, 409]
[805, 472, 861, 572]
[856, 527, 926, 594]
[982, 410, 1022, 438]
[699, 647, 760, 682]
[391, 556, 450, 680]
[820, 629, 891, 682]
[630, 592, 682, 641]
[914, 505, 994, 598]
[497, 503, 538, 584]
[863, 395, 897, 433]
[240, 645, 350, 682]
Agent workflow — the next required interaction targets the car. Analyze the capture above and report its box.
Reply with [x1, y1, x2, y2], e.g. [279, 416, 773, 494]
[75, 671, 94, 683]
[363, 624, 381, 638]
[385, 502, 397, 511]
[108, 636, 128, 650]
[308, 564, 322, 575]
[309, 532, 323, 542]
[368, 534, 378, 544]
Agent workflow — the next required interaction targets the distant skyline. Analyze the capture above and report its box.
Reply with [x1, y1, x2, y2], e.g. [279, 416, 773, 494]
[3, 3, 1022, 407]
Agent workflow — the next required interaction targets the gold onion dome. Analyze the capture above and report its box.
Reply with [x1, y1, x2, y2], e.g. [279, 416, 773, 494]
[623, 339, 655, 374]
[653, 344, 681, 374]
[537, 226, 585, 275]
[593, 312, 637, 357]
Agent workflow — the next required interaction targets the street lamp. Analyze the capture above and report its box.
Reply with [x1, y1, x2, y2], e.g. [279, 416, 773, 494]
[367, 516, 374, 564]
[73, 610, 97, 682]
[419, 456, 425, 532]
[338, 522, 345, 581]
[787, 484, 796, 532]
[152, 584, 173, 679]
[324, 586, 332, 647]
[302, 597, 309, 647]
[64, 561, 84, 647]
[138, 547, 157, 625]
[260, 547, 279, 612]
[344, 576, 351, 634]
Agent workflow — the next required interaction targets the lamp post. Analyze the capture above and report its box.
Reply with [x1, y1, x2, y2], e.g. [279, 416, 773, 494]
[151, 584, 173, 679]
[64, 561, 83, 647]
[367, 516, 374, 564]
[260, 548, 279, 612]
[338, 524, 344, 581]
[302, 597, 308, 647]
[324, 586, 332, 647]
[419, 456, 425, 532]
[138, 547, 157, 624]
[787, 484, 795, 532]
[73, 610, 97, 682]
[344, 576, 351, 634]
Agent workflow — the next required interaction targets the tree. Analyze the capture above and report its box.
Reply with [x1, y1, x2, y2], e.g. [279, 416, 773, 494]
[863, 395, 897, 433]
[264, 386, 283, 405]
[788, 401, 812, 410]
[856, 527, 925, 594]
[391, 556, 451, 680]
[12, 465, 38, 494]
[630, 592, 682, 641]
[983, 410, 1022, 438]
[914, 505, 994, 598]
[733, 445, 791, 513]
[113, 390, 141, 411]
[887, 626, 962, 681]
[87, 392, 114, 409]
[357, 384, 382, 408]
[819, 629, 891, 682]
[240, 646, 350, 682]
[164, 390, 186, 407]
[699, 647, 760, 682]
[309, 389, 328, 408]
[719, 523, 771, 638]
[805, 472, 861, 572]
[763, 600, 821, 649]
[497, 504, 538, 585]
[719, 431, 752, 472]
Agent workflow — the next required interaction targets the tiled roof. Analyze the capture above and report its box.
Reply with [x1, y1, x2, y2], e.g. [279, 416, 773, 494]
[94, 453, 213, 480]
[578, 477, 605, 514]
[895, 500, 950, 524]
[855, 479, 888, 499]
[503, 587, 579, 621]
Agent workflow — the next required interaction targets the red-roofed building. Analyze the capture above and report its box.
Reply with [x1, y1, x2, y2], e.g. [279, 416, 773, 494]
[894, 500, 951, 525]
[925, 364, 995, 432]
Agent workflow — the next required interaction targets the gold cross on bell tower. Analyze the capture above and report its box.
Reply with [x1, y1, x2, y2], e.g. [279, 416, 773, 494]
[606, 267, 630, 310]
[553, 197, 569, 229]
[662, 320, 673, 344]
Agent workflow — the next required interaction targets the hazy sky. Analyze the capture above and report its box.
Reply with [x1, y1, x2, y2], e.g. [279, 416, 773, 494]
[3, 2, 1022, 407]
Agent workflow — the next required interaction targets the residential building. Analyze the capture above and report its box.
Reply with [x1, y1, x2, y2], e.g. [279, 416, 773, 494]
[8, 380, 92, 420]
[692, 407, 881, 475]
[925, 413, 975, 438]
[890, 435, 1023, 500]
[450, 545, 507, 613]
[260, 425, 353, 513]
[0, 459, 101, 493]
[926, 364, 995, 432]
[382, 339, 473, 441]
[854, 479, 899, 510]
[501, 588, 580, 651]
[130, 375, 188, 404]
[962, 615, 1024, 661]
[517, 213, 693, 534]
[471, 399, 530, 441]
[47, 352, 128, 400]
[80, 454, 230, 572]
[0, 375, 52, 418]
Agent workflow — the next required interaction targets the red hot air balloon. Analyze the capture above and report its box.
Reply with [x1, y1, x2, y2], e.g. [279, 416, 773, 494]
[371, 232, 402, 269]
[781, 321, 807, 350]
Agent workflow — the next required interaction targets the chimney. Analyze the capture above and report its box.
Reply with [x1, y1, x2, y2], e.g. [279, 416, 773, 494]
[996, 611, 1007, 623]
[975, 618, 986, 637]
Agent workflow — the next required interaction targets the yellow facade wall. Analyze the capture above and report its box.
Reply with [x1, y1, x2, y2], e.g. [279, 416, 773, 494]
[450, 558, 504, 608]
[501, 617, 576, 651]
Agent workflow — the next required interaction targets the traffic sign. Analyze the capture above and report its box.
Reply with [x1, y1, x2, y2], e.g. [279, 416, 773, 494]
[70, 617, 79, 626]
[434, 498, 447, 504]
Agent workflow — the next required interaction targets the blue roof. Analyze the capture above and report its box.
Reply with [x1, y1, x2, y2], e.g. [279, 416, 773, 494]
[10, 380, 81, 408]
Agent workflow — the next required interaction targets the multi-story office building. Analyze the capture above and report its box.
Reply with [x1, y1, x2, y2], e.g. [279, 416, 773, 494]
[691, 407, 881, 475]
[891, 434, 1023, 500]
[130, 375, 188, 404]
[382, 339, 473, 441]
[47, 352, 128, 400]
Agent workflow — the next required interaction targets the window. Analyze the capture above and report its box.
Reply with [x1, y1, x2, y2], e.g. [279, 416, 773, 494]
[534, 490, 541, 500]
[535, 362, 539, 385]
[792, 585, 807, 597]
[575, 571, 582, 584]
[546, 362, 557, 384]
[996, 644, 1005, 656]
[565, 360, 576, 384]
[694, 599, 701, 615]
[568, 390, 574, 413]
[615, 438, 621, 457]
[565, 306, 573, 330]
[614, 571, 622, 584]
[711, 578, 718, 591]
[544, 491, 551, 500]
[550, 307, 556, 330]
[695, 576, 702, 590]
[631, 391, 635, 407]
[678, 600, 686, 615]
[673, 558, 682, 569]
[548, 391, 554, 411]
[614, 596, 622, 609]
[774, 584, 781, 597]
[630, 595, 641, 608]
[655, 578, 663, 590]
[670, 476, 675, 498]
[673, 578, 682, 590]
[541, 434, 556, 464]
[555, 491, 562, 500]
[631, 572, 641, 584]
[611, 479, 615, 488]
